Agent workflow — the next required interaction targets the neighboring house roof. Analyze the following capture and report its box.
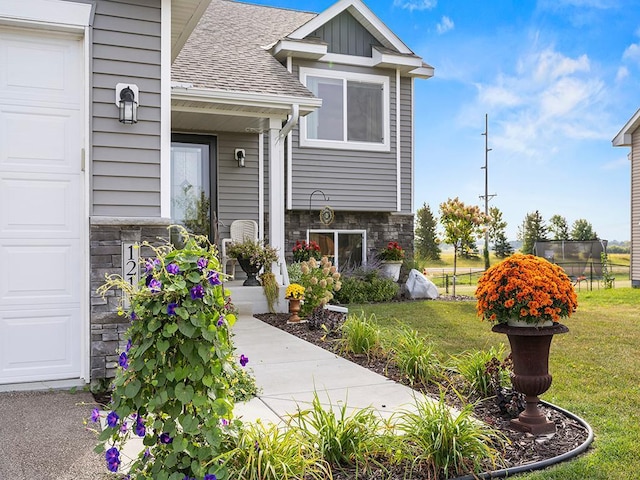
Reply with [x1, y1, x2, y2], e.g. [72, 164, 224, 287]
[613, 107, 640, 147]
[172, 0, 317, 99]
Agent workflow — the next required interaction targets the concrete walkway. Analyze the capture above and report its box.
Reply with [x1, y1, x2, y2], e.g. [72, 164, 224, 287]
[0, 313, 430, 479]
[233, 314, 429, 424]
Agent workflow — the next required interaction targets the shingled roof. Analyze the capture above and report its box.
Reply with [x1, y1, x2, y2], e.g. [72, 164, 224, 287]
[172, 0, 317, 98]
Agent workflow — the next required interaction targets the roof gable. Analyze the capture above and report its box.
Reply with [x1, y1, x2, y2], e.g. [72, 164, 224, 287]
[309, 10, 382, 57]
[613, 108, 640, 147]
[288, 0, 412, 55]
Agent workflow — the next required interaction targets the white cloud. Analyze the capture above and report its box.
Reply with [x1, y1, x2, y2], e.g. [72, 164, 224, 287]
[393, 0, 437, 12]
[616, 66, 629, 81]
[436, 15, 454, 34]
[622, 43, 640, 63]
[469, 46, 609, 161]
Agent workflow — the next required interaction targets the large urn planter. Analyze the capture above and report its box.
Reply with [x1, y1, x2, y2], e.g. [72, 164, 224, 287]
[380, 261, 402, 282]
[492, 323, 569, 435]
[236, 256, 261, 286]
[288, 298, 302, 323]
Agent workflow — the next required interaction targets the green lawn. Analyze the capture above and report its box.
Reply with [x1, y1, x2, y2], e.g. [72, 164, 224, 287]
[351, 288, 640, 479]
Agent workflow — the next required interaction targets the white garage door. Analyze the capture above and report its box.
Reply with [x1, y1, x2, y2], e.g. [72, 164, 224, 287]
[0, 28, 84, 384]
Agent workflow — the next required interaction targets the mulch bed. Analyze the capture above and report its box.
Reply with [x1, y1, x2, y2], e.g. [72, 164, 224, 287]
[255, 303, 591, 479]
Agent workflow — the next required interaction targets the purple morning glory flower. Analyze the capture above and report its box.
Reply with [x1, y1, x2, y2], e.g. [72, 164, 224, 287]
[197, 257, 208, 270]
[118, 352, 128, 370]
[105, 446, 120, 472]
[159, 432, 173, 444]
[167, 303, 178, 316]
[106, 411, 119, 428]
[166, 263, 180, 275]
[143, 448, 151, 458]
[240, 354, 249, 367]
[207, 270, 221, 286]
[130, 311, 137, 321]
[148, 278, 162, 293]
[125, 339, 132, 352]
[120, 422, 128, 433]
[144, 258, 160, 273]
[190, 284, 204, 300]
[204, 475, 217, 480]
[217, 316, 225, 327]
[134, 418, 146, 437]
[90, 408, 100, 423]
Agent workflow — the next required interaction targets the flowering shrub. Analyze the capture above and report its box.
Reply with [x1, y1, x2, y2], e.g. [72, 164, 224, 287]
[285, 283, 305, 300]
[292, 240, 322, 263]
[298, 257, 342, 317]
[227, 239, 278, 266]
[94, 227, 250, 479]
[475, 253, 578, 324]
[378, 241, 405, 261]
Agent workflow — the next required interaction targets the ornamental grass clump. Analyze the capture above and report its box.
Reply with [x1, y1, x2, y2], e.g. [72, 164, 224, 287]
[475, 253, 578, 325]
[95, 226, 251, 480]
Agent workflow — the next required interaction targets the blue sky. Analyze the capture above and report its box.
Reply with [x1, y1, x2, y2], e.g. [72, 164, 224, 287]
[248, 0, 640, 241]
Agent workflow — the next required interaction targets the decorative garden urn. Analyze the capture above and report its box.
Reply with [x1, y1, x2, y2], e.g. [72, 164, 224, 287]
[288, 299, 302, 323]
[236, 256, 261, 286]
[492, 323, 569, 435]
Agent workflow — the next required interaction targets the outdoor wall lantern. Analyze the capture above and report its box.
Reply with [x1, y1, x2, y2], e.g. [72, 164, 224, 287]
[235, 148, 246, 167]
[115, 83, 139, 124]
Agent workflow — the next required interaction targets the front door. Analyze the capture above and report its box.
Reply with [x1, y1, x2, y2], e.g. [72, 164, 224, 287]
[171, 136, 217, 239]
[0, 28, 84, 384]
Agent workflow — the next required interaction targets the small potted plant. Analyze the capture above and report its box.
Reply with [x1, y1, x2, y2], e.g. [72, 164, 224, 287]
[227, 239, 278, 286]
[284, 283, 305, 323]
[292, 240, 322, 263]
[377, 241, 405, 282]
[475, 253, 578, 435]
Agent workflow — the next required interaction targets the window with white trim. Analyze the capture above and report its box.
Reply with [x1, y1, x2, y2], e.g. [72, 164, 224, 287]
[308, 230, 366, 270]
[300, 67, 390, 151]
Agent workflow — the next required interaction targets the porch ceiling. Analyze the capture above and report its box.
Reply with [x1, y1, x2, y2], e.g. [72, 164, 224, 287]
[171, 109, 273, 133]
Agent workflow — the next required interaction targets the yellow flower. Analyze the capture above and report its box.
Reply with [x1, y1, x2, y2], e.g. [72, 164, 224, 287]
[285, 283, 305, 300]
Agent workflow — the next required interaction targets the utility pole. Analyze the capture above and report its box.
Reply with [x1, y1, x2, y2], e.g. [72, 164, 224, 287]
[480, 114, 496, 270]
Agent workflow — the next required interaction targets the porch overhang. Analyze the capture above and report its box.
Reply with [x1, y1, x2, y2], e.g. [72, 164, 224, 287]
[171, 84, 321, 132]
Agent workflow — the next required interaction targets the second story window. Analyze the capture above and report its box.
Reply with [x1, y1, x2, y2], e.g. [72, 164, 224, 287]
[300, 67, 390, 152]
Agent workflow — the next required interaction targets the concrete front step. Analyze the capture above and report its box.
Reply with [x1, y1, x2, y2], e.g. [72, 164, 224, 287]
[224, 281, 288, 315]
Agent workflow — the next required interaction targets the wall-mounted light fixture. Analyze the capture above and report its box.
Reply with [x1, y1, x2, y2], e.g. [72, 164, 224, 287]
[235, 148, 246, 167]
[115, 83, 139, 124]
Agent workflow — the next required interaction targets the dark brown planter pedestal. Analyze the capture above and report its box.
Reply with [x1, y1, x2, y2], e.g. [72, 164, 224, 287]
[492, 323, 569, 435]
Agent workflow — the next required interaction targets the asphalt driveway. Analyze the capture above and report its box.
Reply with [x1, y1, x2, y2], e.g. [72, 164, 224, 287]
[0, 389, 109, 480]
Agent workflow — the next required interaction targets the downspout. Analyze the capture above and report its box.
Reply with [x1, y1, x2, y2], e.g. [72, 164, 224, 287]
[276, 104, 299, 286]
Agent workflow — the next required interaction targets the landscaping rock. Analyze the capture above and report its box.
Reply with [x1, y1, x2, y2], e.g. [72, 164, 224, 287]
[405, 269, 439, 299]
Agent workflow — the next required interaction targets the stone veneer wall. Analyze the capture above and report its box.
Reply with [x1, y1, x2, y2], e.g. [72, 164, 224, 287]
[285, 211, 415, 263]
[89, 218, 170, 384]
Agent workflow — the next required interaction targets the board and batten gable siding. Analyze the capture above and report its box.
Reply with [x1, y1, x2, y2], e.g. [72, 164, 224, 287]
[309, 10, 382, 57]
[632, 130, 640, 285]
[91, 0, 162, 217]
[217, 133, 261, 240]
[291, 61, 413, 213]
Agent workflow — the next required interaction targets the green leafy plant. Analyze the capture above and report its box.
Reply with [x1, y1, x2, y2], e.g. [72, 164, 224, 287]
[334, 267, 399, 304]
[393, 395, 505, 478]
[601, 252, 615, 289]
[94, 226, 249, 479]
[337, 312, 382, 358]
[297, 256, 342, 317]
[227, 239, 278, 267]
[217, 420, 329, 480]
[390, 328, 442, 387]
[289, 392, 386, 472]
[451, 344, 508, 398]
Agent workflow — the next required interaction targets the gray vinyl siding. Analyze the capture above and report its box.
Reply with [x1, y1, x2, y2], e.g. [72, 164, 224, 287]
[91, 0, 162, 217]
[217, 133, 261, 240]
[291, 61, 414, 213]
[400, 76, 413, 212]
[632, 132, 640, 284]
[309, 10, 381, 57]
